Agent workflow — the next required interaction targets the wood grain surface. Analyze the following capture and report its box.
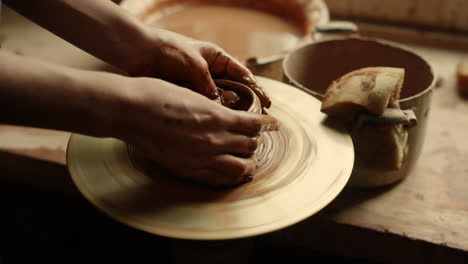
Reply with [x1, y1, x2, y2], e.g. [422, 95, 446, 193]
[354, 22, 468, 52]
[325, 0, 468, 33]
[1, 5, 468, 262]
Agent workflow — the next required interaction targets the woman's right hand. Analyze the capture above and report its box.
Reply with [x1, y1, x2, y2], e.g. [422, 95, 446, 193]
[0, 51, 278, 187]
[110, 77, 279, 187]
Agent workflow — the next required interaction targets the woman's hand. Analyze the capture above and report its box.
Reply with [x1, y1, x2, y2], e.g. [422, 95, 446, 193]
[0, 51, 278, 187]
[6, 0, 270, 107]
[5, 0, 270, 107]
[113, 77, 278, 187]
[128, 28, 272, 108]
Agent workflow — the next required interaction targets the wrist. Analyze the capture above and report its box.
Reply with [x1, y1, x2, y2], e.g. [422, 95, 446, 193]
[120, 27, 178, 77]
[105, 16, 151, 74]
[71, 70, 134, 139]
[111, 17, 154, 75]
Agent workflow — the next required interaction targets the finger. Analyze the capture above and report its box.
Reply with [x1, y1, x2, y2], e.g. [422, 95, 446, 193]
[183, 131, 258, 157]
[229, 111, 280, 136]
[204, 46, 271, 108]
[225, 62, 272, 109]
[208, 51, 231, 76]
[183, 154, 258, 187]
[243, 76, 272, 109]
[209, 154, 258, 180]
[203, 45, 271, 108]
[203, 45, 238, 76]
[212, 133, 260, 155]
[190, 57, 219, 99]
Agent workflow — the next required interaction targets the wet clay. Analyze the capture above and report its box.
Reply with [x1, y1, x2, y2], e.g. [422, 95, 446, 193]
[219, 89, 240, 109]
[146, 5, 303, 62]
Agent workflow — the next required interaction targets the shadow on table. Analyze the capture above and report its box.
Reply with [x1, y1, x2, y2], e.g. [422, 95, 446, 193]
[323, 182, 399, 214]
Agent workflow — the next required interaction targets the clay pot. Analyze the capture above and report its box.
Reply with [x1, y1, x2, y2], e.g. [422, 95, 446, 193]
[214, 79, 262, 114]
[283, 37, 435, 187]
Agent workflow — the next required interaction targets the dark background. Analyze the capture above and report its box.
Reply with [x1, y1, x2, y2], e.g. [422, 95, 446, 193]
[0, 180, 378, 264]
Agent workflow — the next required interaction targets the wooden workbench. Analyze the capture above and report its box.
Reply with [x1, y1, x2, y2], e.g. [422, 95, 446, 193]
[1, 7, 468, 263]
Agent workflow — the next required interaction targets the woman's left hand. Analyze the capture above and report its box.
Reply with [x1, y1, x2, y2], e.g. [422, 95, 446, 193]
[127, 28, 272, 108]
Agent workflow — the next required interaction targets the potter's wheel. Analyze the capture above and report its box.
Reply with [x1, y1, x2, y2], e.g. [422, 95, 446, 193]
[67, 77, 354, 240]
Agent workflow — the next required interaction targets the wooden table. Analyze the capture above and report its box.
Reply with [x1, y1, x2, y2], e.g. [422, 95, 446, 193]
[1, 7, 468, 263]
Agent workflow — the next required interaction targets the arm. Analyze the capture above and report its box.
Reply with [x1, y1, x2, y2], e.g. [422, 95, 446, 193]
[3, 0, 145, 74]
[3, 0, 272, 107]
[0, 50, 118, 136]
[0, 50, 278, 186]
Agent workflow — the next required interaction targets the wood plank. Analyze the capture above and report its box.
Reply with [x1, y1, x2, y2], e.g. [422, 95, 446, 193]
[263, 216, 468, 264]
[355, 21, 468, 51]
[325, 0, 468, 33]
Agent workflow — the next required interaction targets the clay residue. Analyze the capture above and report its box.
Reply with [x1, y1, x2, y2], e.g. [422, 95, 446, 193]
[219, 89, 240, 109]
[360, 74, 377, 92]
[343, 69, 379, 92]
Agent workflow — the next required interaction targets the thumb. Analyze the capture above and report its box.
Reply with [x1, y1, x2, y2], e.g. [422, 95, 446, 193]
[191, 58, 219, 100]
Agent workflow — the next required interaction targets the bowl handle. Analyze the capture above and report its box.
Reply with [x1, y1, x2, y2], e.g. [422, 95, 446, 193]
[313, 21, 360, 41]
[354, 108, 418, 129]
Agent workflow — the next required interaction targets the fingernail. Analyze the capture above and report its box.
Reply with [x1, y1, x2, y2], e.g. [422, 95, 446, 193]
[241, 175, 253, 184]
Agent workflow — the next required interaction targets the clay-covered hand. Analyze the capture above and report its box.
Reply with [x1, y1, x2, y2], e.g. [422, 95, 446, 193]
[0, 50, 277, 188]
[3, 0, 270, 107]
[128, 28, 272, 108]
[115, 77, 278, 187]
